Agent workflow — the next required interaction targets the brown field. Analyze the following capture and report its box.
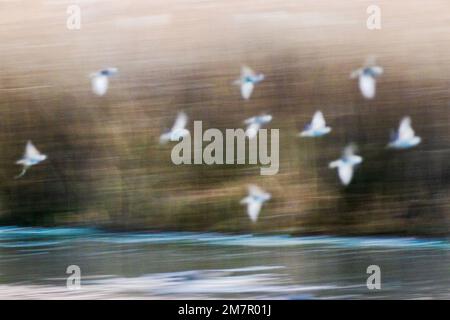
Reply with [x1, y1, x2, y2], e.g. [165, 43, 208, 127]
[1, 0, 450, 235]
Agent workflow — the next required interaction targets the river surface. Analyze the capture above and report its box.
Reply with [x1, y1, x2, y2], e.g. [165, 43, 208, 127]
[0, 226, 449, 299]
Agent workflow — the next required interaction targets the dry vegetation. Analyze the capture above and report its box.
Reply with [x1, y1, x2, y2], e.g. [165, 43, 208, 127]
[1, 0, 450, 235]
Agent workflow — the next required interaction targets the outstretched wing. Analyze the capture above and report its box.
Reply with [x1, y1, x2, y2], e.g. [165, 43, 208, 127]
[159, 132, 171, 144]
[241, 65, 255, 78]
[398, 117, 415, 141]
[244, 116, 257, 125]
[248, 184, 265, 197]
[329, 159, 342, 169]
[350, 68, 362, 79]
[343, 144, 357, 158]
[104, 67, 118, 76]
[25, 141, 41, 159]
[253, 114, 272, 125]
[245, 123, 260, 139]
[172, 112, 188, 131]
[370, 66, 383, 77]
[364, 55, 377, 67]
[311, 111, 326, 130]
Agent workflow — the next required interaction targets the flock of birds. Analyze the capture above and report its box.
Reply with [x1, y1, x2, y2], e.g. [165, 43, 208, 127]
[14, 59, 422, 223]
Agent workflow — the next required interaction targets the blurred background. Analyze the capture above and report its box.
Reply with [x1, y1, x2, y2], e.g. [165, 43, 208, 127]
[1, 0, 450, 299]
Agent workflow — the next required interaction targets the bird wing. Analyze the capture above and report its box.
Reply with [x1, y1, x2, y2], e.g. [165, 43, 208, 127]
[105, 67, 118, 76]
[329, 159, 341, 169]
[25, 141, 41, 159]
[240, 196, 250, 205]
[350, 155, 363, 165]
[364, 55, 377, 66]
[398, 117, 415, 141]
[311, 111, 326, 130]
[244, 116, 258, 125]
[241, 65, 256, 78]
[350, 68, 362, 79]
[260, 114, 272, 124]
[247, 201, 262, 222]
[359, 75, 376, 99]
[370, 66, 383, 77]
[159, 132, 171, 144]
[245, 123, 260, 139]
[343, 144, 357, 158]
[172, 112, 188, 131]
[248, 184, 265, 196]
[241, 82, 254, 100]
[338, 164, 354, 186]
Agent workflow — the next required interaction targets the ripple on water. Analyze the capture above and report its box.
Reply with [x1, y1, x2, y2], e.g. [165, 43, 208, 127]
[1, 226, 450, 250]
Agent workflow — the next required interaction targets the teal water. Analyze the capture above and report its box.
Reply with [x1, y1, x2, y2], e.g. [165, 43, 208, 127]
[1, 226, 449, 299]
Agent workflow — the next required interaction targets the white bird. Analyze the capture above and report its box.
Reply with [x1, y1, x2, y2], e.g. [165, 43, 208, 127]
[90, 67, 118, 96]
[240, 184, 271, 223]
[329, 144, 363, 186]
[350, 59, 383, 99]
[299, 111, 332, 138]
[233, 66, 265, 100]
[387, 116, 421, 149]
[15, 141, 47, 178]
[159, 112, 190, 144]
[244, 114, 272, 139]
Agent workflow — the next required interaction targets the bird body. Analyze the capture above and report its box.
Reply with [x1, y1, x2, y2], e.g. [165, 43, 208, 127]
[240, 185, 271, 222]
[299, 111, 332, 137]
[387, 117, 421, 149]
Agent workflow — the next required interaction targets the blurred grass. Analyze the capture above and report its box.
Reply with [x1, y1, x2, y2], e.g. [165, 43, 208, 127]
[1, 0, 450, 235]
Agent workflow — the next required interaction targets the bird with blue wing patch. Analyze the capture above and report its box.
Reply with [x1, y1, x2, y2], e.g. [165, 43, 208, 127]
[90, 67, 118, 96]
[387, 116, 421, 149]
[299, 111, 332, 138]
[329, 144, 363, 186]
[233, 66, 265, 100]
[350, 57, 383, 99]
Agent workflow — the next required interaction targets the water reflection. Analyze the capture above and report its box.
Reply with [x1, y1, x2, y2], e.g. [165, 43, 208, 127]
[0, 227, 449, 299]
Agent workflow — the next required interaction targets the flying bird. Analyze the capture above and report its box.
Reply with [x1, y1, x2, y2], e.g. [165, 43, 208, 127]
[159, 112, 190, 144]
[329, 144, 363, 186]
[233, 65, 265, 100]
[90, 67, 118, 96]
[350, 58, 383, 99]
[387, 116, 421, 149]
[240, 184, 271, 222]
[299, 111, 332, 138]
[15, 141, 47, 179]
[244, 114, 272, 139]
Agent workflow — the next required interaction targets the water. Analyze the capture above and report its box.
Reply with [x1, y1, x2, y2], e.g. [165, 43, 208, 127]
[0, 226, 449, 299]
